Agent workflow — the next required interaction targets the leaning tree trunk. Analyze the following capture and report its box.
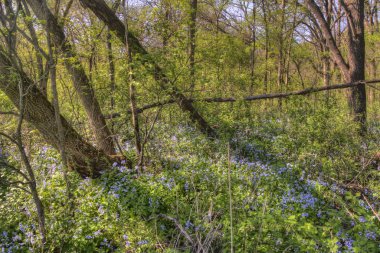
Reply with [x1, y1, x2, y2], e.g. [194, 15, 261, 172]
[78, 0, 217, 138]
[0, 50, 111, 178]
[26, 0, 116, 155]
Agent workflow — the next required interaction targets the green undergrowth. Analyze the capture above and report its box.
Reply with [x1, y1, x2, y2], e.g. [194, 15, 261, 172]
[1, 101, 380, 252]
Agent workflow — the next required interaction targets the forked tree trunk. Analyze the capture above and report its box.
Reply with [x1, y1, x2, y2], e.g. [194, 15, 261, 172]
[26, 0, 116, 155]
[0, 50, 111, 178]
[305, 0, 366, 132]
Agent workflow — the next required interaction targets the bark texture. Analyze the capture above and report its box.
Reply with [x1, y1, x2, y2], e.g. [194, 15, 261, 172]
[305, 0, 367, 130]
[0, 50, 111, 178]
[26, 0, 116, 155]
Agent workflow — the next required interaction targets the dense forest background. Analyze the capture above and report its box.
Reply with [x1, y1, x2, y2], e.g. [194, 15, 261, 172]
[0, 0, 380, 252]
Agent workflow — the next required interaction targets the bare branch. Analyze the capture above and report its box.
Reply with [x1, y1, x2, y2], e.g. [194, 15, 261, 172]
[104, 80, 380, 116]
[158, 214, 194, 245]
[0, 111, 19, 116]
[304, 0, 350, 78]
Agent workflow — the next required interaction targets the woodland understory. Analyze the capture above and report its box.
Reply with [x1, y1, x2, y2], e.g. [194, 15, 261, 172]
[0, 0, 380, 252]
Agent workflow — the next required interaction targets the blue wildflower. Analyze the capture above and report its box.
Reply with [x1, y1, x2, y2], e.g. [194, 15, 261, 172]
[19, 223, 25, 233]
[365, 231, 377, 240]
[185, 220, 193, 230]
[12, 234, 21, 242]
[344, 237, 354, 250]
[137, 240, 148, 245]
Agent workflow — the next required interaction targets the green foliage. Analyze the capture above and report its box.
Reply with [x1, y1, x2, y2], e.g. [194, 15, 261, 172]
[1, 103, 380, 252]
[1, 0, 380, 252]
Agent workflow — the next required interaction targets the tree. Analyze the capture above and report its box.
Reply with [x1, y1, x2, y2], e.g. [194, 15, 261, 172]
[0, 49, 112, 178]
[26, 0, 116, 155]
[78, 0, 217, 138]
[305, 0, 367, 132]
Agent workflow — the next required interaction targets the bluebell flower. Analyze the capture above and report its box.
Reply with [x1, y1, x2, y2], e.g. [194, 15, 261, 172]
[278, 167, 287, 174]
[344, 237, 354, 250]
[301, 212, 309, 217]
[26, 232, 35, 244]
[19, 223, 25, 233]
[137, 240, 148, 245]
[358, 216, 366, 223]
[185, 220, 193, 230]
[85, 235, 93, 239]
[12, 235, 21, 242]
[365, 231, 377, 240]
[118, 166, 127, 173]
[94, 230, 101, 236]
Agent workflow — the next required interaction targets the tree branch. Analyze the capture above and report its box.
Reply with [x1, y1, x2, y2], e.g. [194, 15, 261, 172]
[304, 0, 350, 78]
[0, 111, 19, 116]
[108, 80, 379, 115]
[158, 214, 194, 245]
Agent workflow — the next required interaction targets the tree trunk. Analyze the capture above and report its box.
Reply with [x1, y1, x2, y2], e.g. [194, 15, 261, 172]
[305, 0, 366, 132]
[261, 0, 269, 93]
[189, 0, 197, 91]
[78, 0, 217, 138]
[123, 0, 142, 168]
[106, 29, 116, 132]
[277, 0, 286, 108]
[20, 1, 48, 96]
[0, 50, 112, 178]
[344, 0, 366, 128]
[26, 0, 116, 155]
[249, 1, 256, 95]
